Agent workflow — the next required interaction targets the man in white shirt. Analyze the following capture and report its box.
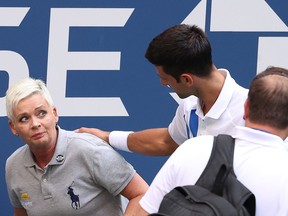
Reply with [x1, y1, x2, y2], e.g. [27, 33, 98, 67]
[137, 66, 288, 216]
[77, 24, 248, 156]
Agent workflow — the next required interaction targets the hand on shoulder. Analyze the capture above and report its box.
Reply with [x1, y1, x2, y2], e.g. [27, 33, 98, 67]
[75, 127, 110, 143]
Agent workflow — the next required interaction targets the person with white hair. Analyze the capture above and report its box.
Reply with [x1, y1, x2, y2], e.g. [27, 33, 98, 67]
[5, 77, 148, 216]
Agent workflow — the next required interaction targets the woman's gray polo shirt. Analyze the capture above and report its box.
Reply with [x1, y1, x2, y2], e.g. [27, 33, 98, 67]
[5, 127, 136, 216]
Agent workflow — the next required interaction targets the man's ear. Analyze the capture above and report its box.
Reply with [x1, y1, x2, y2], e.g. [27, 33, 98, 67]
[180, 73, 193, 86]
[243, 99, 249, 120]
[8, 120, 17, 136]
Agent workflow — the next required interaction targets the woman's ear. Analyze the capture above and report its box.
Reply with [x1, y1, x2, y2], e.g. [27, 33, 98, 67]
[8, 120, 17, 136]
[53, 107, 59, 123]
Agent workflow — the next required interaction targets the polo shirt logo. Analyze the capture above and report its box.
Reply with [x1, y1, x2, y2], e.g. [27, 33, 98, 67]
[67, 181, 80, 210]
[20, 192, 32, 209]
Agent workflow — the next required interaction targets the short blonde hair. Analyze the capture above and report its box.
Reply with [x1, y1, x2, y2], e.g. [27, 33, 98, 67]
[6, 77, 54, 120]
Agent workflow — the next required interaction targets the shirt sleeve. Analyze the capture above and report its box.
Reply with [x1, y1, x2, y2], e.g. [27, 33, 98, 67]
[168, 96, 198, 145]
[89, 139, 136, 196]
[140, 135, 214, 213]
[140, 152, 177, 213]
[5, 155, 24, 208]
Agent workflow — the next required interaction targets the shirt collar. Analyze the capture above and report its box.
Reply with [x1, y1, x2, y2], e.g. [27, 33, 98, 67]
[23, 126, 68, 167]
[49, 126, 67, 165]
[234, 126, 287, 150]
[197, 69, 235, 119]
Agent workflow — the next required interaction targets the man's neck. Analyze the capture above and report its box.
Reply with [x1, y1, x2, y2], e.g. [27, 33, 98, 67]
[197, 69, 225, 115]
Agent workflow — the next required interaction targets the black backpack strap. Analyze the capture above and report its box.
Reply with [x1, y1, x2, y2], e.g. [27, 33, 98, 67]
[212, 134, 236, 195]
[196, 134, 256, 215]
[196, 134, 235, 193]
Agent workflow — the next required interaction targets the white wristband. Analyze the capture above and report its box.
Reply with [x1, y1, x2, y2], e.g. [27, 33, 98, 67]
[109, 131, 133, 152]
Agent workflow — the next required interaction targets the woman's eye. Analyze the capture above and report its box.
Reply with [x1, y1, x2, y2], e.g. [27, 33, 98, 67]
[39, 110, 47, 117]
[19, 116, 28, 123]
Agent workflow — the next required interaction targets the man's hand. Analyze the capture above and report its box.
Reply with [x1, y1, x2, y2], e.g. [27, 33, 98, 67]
[76, 127, 110, 143]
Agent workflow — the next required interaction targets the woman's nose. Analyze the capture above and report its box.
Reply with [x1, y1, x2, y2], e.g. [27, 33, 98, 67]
[31, 117, 41, 129]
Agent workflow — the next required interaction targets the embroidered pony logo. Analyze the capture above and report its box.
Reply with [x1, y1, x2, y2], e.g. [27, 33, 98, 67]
[67, 181, 80, 210]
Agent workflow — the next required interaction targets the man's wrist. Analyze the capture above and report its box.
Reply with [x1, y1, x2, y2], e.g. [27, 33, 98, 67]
[109, 131, 133, 152]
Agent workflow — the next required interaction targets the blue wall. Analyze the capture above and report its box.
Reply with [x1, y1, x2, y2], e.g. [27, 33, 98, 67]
[0, 1, 287, 215]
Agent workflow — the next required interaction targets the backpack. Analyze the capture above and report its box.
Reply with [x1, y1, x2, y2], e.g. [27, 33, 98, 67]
[149, 134, 256, 216]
